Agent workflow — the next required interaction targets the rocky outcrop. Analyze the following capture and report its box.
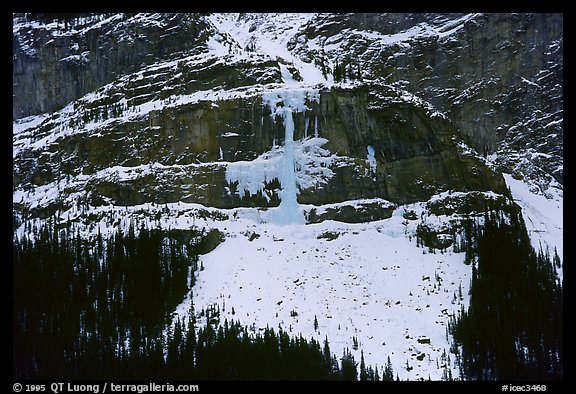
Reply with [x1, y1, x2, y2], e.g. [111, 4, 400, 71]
[426, 191, 509, 217]
[305, 199, 396, 224]
[311, 86, 507, 204]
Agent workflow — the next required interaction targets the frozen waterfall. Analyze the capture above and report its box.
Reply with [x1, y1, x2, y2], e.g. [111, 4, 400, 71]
[271, 104, 305, 225]
[225, 88, 319, 225]
[264, 89, 318, 225]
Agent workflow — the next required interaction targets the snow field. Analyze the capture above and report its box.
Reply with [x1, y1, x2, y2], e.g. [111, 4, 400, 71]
[189, 212, 471, 381]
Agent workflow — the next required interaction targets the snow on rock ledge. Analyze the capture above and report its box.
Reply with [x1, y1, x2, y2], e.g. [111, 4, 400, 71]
[304, 198, 396, 224]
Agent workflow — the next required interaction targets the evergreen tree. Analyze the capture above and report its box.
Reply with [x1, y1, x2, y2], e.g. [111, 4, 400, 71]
[383, 355, 394, 381]
[333, 59, 341, 83]
[340, 348, 357, 380]
[359, 350, 368, 381]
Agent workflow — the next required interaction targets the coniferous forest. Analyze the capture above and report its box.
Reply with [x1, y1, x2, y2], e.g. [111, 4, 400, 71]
[449, 201, 563, 380]
[13, 219, 389, 380]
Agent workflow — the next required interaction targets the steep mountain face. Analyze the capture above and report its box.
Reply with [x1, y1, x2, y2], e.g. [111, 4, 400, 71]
[13, 13, 212, 119]
[13, 83, 505, 214]
[13, 13, 561, 218]
[289, 13, 563, 188]
[13, 13, 563, 380]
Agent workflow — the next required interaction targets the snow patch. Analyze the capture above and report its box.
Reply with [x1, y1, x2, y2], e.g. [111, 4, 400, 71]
[503, 174, 563, 279]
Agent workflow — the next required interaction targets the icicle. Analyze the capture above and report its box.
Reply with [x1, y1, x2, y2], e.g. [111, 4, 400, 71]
[367, 145, 377, 173]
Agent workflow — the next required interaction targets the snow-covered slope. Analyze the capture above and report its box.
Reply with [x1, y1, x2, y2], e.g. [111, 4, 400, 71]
[13, 12, 562, 381]
[207, 13, 327, 87]
[185, 206, 471, 380]
[503, 174, 563, 280]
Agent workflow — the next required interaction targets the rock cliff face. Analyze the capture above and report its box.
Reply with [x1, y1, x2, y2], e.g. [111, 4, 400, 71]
[289, 13, 563, 187]
[13, 13, 212, 120]
[13, 13, 562, 223]
[13, 84, 505, 216]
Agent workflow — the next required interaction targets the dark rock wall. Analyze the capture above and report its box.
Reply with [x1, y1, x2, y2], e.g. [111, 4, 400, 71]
[13, 13, 212, 120]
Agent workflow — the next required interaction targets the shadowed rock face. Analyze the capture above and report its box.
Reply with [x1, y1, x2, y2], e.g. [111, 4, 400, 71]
[12, 13, 561, 221]
[13, 13, 213, 120]
[361, 13, 562, 150]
